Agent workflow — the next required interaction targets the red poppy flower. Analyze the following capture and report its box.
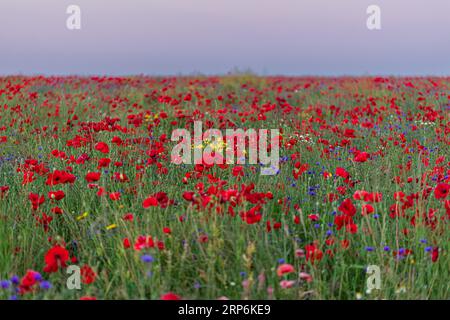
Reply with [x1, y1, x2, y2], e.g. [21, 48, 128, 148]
[293, 162, 309, 180]
[431, 247, 439, 262]
[85, 172, 101, 182]
[346, 223, 358, 234]
[361, 204, 374, 215]
[0, 185, 9, 199]
[43, 245, 69, 273]
[241, 205, 262, 224]
[182, 191, 195, 201]
[113, 172, 129, 182]
[155, 192, 171, 208]
[341, 239, 350, 249]
[81, 265, 97, 284]
[109, 192, 121, 201]
[51, 206, 63, 215]
[95, 142, 110, 154]
[29, 192, 45, 210]
[97, 158, 111, 169]
[48, 190, 65, 201]
[123, 213, 134, 221]
[19, 270, 41, 294]
[232, 166, 244, 177]
[161, 292, 181, 300]
[334, 214, 353, 230]
[338, 198, 356, 216]
[45, 170, 76, 186]
[434, 183, 449, 199]
[143, 196, 158, 208]
[354, 151, 370, 163]
[335, 167, 349, 179]
[22, 171, 35, 185]
[305, 243, 323, 264]
[134, 235, 155, 251]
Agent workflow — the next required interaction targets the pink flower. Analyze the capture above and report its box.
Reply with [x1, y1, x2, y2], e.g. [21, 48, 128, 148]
[276, 263, 295, 277]
[280, 280, 296, 289]
[299, 272, 313, 282]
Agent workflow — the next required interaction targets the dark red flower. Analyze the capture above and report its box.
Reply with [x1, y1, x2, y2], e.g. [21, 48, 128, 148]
[338, 198, 356, 216]
[431, 247, 439, 262]
[305, 243, 323, 264]
[46, 170, 76, 186]
[19, 270, 41, 294]
[97, 158, 111, 169]
[434, 183, 449, 199]
[81, 265, 96, 284]
[29, 192, 45, 210]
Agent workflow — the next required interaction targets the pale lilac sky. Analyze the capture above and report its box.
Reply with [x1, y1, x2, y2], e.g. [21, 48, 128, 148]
[0, 0, 449, 75]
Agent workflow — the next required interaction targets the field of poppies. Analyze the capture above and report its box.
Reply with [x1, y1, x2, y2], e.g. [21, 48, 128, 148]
[0, 75, 448, 300]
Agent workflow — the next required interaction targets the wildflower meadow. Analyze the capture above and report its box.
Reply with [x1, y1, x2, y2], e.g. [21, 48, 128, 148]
[0, 75, 448, 300]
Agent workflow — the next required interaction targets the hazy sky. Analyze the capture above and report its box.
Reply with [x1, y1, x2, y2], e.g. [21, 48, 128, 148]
[0, 0, 449, 75]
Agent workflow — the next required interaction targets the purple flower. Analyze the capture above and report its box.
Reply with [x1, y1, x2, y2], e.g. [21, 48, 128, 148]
[141, 254, 154, 263]
[33, 273, 43, 281]
[1, 280, 10, 289]
[10, 275, 19, 285]
[40, 281, 52, 290]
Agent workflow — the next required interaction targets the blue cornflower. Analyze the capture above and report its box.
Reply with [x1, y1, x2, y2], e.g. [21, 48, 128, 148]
[40, 281, 52, 290]
[1, 280, 10, 289]
[10, 275, 19, 285]
[141, 254, 155, 263]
